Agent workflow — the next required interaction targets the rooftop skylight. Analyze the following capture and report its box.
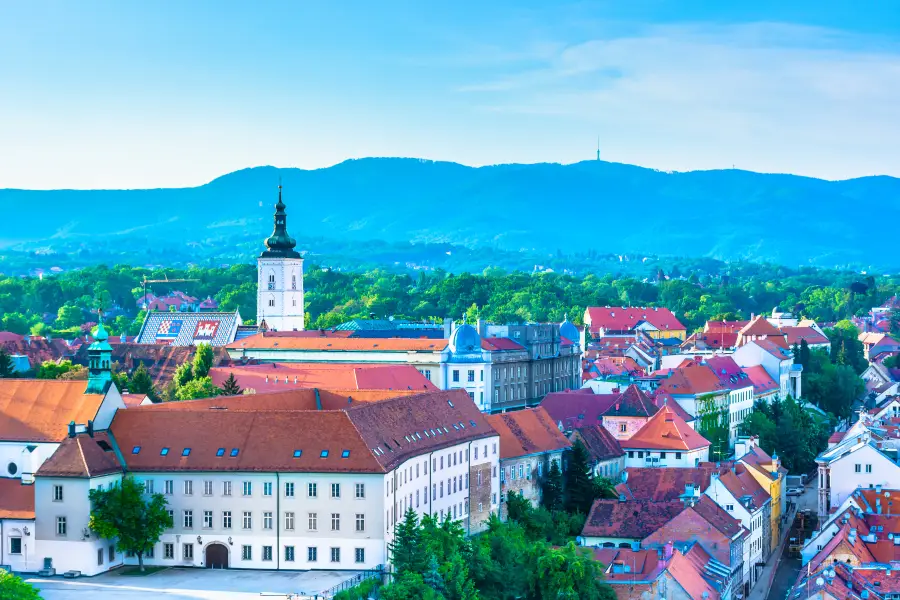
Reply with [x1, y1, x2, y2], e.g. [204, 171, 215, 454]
[131, 446, 141, 454]
[216, 448, 225, 457]
[230, 448, 239, 457]
[160, 447, 169, 456]
[182, 448, 191, 456]
[293, 450, 302, 458]
[321, 450, 329, 458]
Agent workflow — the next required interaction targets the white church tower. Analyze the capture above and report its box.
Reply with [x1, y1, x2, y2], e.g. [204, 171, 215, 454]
[257, 185, 304, 331]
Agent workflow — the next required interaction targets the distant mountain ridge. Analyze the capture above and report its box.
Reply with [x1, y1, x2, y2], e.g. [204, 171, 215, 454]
[1, 158, 897, 269]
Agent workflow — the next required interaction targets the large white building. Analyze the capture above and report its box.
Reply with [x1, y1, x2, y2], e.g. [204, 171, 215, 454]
[28, 387, 500, 576]
[256, 185, 305, 332]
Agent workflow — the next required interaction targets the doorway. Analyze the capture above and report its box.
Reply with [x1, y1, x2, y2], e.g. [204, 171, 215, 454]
[205, 543, 228, 568]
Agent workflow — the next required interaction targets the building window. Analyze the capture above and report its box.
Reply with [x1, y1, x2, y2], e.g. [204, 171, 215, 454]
[144, 480, 154, 494]
[453, 370, 460, 382]
[355, 483, 365, 499]
[355, 548, 365, 563]
[223, 481, 232, 496]
[53, 485, 63, 502]
[165, 480, 174, 495]
[222, 511, 232, 529]
[308, 547, 318, 562]
[331, 483, 341, 498]
[263, 511, 273, 530]
[308, 482, 317, 498]
[9, 537, 22, 555]
[866, 464, 873, 473]
[203, 511, 213, 528]
[97, 548, 103, 566]
[183, 480, 193, 496]
[308, 512, 318, 531]
[163, 543, 174, 559]
[855, 464, 862, 473]
[203, 480, 213, 496]
[243, 481, 252, 496]
[356, 513, 365, 532]
[285, 482, 295, 497]
[620, 423, 627, 432]
[183, 510, 193, 529]
[109, 545, 115, 562]
[242, 545, 252, 561]
[285, 546, 295, 562]
[675, 452, 682, 459]
[284, 511, 295, 530]
[331, 513, 340, 531]
[183, 544, 194, 560]
[262, 546, 273, 561]
[268, 298, 275, 307]
[331, 547, 341, 563]
[166, 509, 174, 526]
[467, 370, 475, 382]
[432, 484, 436, 500]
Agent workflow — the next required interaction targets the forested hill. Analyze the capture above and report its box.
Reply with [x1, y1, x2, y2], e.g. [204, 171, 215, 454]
[2, 158, 898, 268]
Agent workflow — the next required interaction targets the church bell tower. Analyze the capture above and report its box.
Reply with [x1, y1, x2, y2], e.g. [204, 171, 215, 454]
[257, 185, 304, 331]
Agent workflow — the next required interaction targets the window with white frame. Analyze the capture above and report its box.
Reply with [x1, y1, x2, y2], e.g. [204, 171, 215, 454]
[285, 511, 295, 530]
[356, 513, 365, 532]
[355, 483, 365, 498]
[331, 513, 340, 531]
[308, 512, 318, 531]
[242, 511, 252, 529]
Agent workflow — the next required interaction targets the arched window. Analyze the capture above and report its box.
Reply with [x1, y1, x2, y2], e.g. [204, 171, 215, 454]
[268, 296, 275, 307]
[291, 274, 297, 290]
[267, 271, 275, 290]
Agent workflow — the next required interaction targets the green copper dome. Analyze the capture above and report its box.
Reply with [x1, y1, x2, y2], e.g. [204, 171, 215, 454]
[261, 185, 301, 259]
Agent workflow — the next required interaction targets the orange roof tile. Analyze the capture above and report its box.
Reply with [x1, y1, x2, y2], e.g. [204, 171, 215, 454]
[485, 407, 571, 460]
[137, 388, 415, 412]
[617, 467, 715, 502]
[583, 499, 685, 539]
[621, 405, 710, 451]
[781, 326, 830, 346]
[36, 432, 122, 478]
[0, 379, 106, 443]
[667, 545, 721, 600]
[0, 478, 35, 519]
[227, 334, 447, 352]
[586, 307, 686, 334]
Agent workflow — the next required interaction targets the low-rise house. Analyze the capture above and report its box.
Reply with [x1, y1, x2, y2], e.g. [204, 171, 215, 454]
[705, 466, 772, 594]
[859, 332, 900, 362]
[621, 405, 711, 469]
[733, 339, 800, 400]
[208, 363, 437, 394]
[782, 326, 831, 352]
[581, 499, 685, 548]
[642, 495, 745, 599]
[735, 438, 787, 555]
[735, 315, 788, 349]
[571, 425, 625, 480]
[597, 543, 727, 600]
[584, 306, 687, 341]
[815, 428, 900, 519]
[486, 407, 571, 517]
[0, 478, 36, 573]
[741, 365, 780, 404]
[654, 361, 730, 428]
[706, 356, 755, 444]
[600, 385, 660, 440]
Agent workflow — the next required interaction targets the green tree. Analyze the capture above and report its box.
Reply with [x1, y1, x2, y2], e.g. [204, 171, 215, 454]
[530, 542, 614, 600]
[1, 312, 32, 335]
[221, 372, 242, 395]
[0, 570, 42, 600]
[380, 572, 442, 600]
[129, 363, 155, 396]
[191, 343, 214, 379]
[0, 349, 16, 378]
[564, 439, 596, 514]
[88, 475, 173, 572]
[885, 354, 900, 369]
[55, 304, 84, 329]
[173, 362, 193, 388]
[389, 508, 425, 575]
[541, 460, 564, 512]
[35, 359, 79, 380]
[174, 376, 220, 401]
[423, 554, 445, 595]
[30, 323, 52, 337]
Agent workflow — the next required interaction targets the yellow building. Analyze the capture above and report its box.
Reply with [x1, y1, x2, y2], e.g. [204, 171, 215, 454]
[737, 440, 787, 554]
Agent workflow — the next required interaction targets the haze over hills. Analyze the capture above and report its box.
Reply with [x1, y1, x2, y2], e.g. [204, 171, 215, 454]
[1, 158, 897, 270]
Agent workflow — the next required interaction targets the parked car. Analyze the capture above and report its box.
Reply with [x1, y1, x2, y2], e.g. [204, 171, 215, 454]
[787, 487, 804, 496]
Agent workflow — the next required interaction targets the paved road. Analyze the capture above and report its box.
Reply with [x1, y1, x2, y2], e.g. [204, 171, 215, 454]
[29, 567, 363, 600]
[767, 556, 802, 600]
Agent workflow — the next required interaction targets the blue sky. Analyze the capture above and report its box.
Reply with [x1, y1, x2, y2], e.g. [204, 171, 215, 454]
[1, 0, 899, 189]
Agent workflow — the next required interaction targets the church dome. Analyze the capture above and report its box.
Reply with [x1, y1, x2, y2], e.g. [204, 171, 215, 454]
[449, 322, 481, 353]
[92, 320, 109, 343]
[560, 314, 579, 343]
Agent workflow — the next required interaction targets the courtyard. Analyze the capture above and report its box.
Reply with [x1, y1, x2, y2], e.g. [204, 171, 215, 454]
[28, 567, 364, 600]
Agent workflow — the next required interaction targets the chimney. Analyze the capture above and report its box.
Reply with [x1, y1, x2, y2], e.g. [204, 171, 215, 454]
[849, 528, 857, 544]
[67, 421, 76, 438]
[87, 420, 94, 438]
[443, 318, 453, 339]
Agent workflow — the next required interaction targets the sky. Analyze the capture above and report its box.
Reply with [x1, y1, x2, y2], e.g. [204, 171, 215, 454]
[1, 0, 899, 189]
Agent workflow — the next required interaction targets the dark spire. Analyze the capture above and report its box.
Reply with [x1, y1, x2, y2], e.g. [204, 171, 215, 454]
[261, 184, 301, 259]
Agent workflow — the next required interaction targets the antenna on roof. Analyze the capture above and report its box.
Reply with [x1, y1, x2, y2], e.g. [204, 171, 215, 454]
[596, 136, 600, 161]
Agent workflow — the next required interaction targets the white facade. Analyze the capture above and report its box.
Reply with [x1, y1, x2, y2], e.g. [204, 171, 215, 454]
[622, 447, 709, 469]
[1, 441, 58, 484]
[0, 517, 37, 572]
[257, 256, 304, 332]
[705, 475, 767, 591]
[816, 437, 900, 518]
[733, 342, 795, 400]
[728, 385, 755, 444]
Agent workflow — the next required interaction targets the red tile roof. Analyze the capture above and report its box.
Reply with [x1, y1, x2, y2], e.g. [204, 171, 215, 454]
[540, 390, 618, 431]
[227, 334, 447, 352]
[781, 326, 830, 346]
[682, 332, 738, 350]
[828, 431, 847, 444]
[583, 499, 685, 539]
[705, 321, 748, 334]
[616, 467, 715, 502]
[598, 548, 664, 582]
[667, 544, 721, 600]
[110, 389, 496, 474]
[0, 478, 35, 519]
[486, 408, 571, 460]
[134, 388, 416, 412]
[586, 307, 685, 334]
[0, 379, 106, 443]
[652, 394, 695, 423]
[752, 338, 793, 359]
[604, 385, 659, 418]
[691, 495, 745, 539]
[209, 363, 437, 393]
[36, 432, 122, 478]
[716, 465, 771, 511]
[705, 355, 753, 390]
[655, 363, 728, 397]
[742, 365, 779, 395]
[481, 337, 526, 351]
[575, 425, 625, 462]
[739, 445, 786, 482]
[621, 406, 711, 451]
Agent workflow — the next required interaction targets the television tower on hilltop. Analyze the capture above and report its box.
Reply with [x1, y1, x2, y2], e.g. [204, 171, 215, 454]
[596, 136, 600, 161]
